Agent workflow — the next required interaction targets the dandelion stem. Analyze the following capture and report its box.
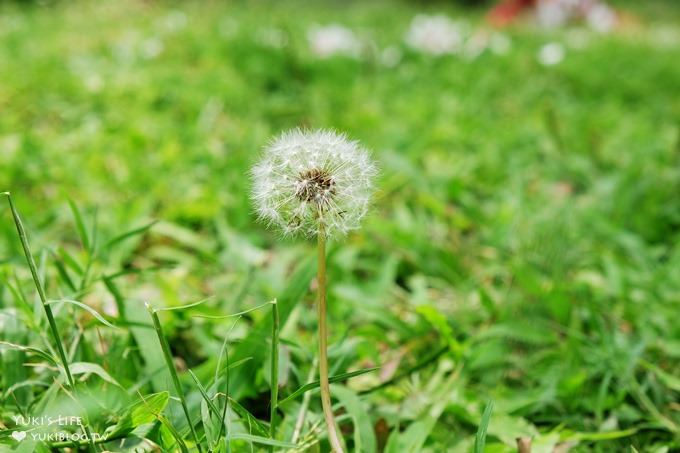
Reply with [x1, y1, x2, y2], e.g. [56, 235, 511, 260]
[147, 303, 203, 453]
[317, 225, 344, 453]
[4, 193, 97, 452]
[269, 300, 280, 452]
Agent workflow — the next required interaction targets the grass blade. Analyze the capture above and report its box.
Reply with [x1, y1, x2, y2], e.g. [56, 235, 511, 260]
[227, 397, 269, 438]
[277, 367, 379, 407]
[67, 198, 90, 252]
[153, 295, 214, 312]
[269, 299, 280, 452]
[474, 400, 494, 453]
[227, 433, 297, 448]
[70, 362, 125, 388]
[50, 250, 77, 292]
[332, 385, 377, 453]
[4, 193, 74, 383]
[188, 369, 221, 416]
[104, 220, 158, 250]
[146, 302, 203, 452]
[0, 341, 58, 366]
[47, 298, 119, 329]
[192, 300, 273, 319]
[3, 192, 97, 451]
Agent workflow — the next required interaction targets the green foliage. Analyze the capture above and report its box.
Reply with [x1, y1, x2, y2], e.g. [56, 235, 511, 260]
[1, 0, 679, 451]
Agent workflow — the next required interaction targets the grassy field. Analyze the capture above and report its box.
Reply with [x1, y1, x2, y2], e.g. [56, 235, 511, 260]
[1, 0, 679, 451]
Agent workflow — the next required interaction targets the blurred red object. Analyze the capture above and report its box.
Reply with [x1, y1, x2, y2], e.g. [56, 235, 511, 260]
[488, 0, 536, 27]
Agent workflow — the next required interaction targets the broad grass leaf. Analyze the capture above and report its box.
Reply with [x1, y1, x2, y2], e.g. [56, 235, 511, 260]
[67, 198, 90, 252]
[0, 341, 58, 366]
[487, 413, 538, 447]
[69, 362, 124, 388]
[46, 299, 118, 329]
[228, 397, 269, 437]
[3, 380, 49, 401]
[385, 417, 437, 453]
[277, 367, 378, 407]
[227, 433, 296, 448]
[331, 385, 377, 453]
[106, 391, 170, 438]
[641, 360, 680, 392]
[125, 299, 168, 391]
[104, 220, 158, 250]
[187, 369, 222, 448]
[474, 400, 494, 453]
[562, 428, 638, 442]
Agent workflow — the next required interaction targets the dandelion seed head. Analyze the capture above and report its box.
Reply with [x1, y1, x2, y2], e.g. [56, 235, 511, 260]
[307, 24, 361, 58]
[405, 14, 464, 56]
[251, 129, 377, 239]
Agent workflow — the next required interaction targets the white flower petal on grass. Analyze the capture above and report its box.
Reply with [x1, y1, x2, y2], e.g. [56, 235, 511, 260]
[536, 1, 570, 28]
[536, 0, 616, 33]
[586, 4, 616, 33]
[538, 42, 565, 66]
[405, 14, 464, 56]
[308, 24, 361, 58]
[251, 129, 377, 239]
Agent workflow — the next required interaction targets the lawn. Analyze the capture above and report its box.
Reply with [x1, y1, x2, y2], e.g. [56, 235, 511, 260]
[1, 0, 679, 451]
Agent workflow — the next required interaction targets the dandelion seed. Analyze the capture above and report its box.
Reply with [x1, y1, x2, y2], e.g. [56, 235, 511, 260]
[251, 129, 377, 239]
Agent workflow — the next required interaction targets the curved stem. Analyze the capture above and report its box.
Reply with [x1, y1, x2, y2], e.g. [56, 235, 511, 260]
[6, 193, 97, 452]
[317, 227, 344, 453]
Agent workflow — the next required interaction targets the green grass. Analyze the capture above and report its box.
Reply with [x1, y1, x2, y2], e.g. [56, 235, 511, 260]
[1, 0, 679, 451]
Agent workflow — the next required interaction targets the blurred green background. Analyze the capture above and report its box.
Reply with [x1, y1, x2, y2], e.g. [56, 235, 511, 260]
[1, 0, 679, 451]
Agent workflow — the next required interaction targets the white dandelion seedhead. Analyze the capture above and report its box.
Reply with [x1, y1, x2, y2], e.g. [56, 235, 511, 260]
[405, 14, 465, 56]
[251, 129, 377, 239]
[307, 24, 361, 59]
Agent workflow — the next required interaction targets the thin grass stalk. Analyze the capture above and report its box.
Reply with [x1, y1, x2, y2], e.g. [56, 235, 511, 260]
[269, 300, 280, 452]
[316, 225, 344, 453]
[4, 193, 97, 452]
[146, 303, 203, 453]
[216, 319, 239, 453]
[291, 359, 317, 444]
[221, 355, 232, 453]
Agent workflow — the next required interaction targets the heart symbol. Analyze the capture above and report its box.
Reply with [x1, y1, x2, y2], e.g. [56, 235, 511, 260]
[11, 431, 26, 442]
